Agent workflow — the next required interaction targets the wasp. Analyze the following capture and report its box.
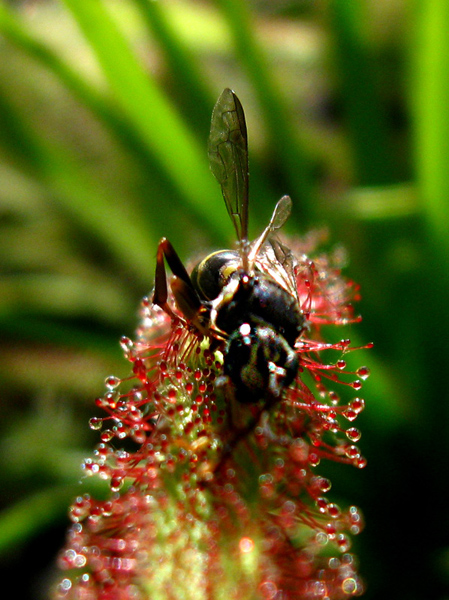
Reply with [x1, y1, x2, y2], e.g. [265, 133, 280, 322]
[152, 89, 304, 408]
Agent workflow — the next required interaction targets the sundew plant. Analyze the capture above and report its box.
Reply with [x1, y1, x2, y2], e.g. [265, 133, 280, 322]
[1, 2, 449, 600]
[55, 88, 371, 600]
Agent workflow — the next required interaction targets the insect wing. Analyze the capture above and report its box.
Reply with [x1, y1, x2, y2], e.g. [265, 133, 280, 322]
[208, 89, 249, 242]
[248, 195, 292, 266]
[268, 195, 292, 231]
[256, 237, 298, 299]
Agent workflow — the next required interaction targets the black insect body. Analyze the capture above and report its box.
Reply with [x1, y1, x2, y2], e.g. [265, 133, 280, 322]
[224, 323, 300, 405]
[152, 88, 304, 406]
[190, 250, 240, 302]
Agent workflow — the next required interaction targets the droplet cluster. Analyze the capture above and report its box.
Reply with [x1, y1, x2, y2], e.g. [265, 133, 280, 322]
[55, 235, 370, 600]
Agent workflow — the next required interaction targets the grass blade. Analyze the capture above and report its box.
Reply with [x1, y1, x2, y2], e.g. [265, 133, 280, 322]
[215, 0, 313, 217]
[132, 0, 213, 137]
[61, 0, 227, 240]
[0, 85, 155, 283]
[412, 0, 449, 257]
[329, 0, 397, 186]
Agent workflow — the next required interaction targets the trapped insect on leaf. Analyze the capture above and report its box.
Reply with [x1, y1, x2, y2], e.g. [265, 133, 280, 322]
[55, 89, 371, 600]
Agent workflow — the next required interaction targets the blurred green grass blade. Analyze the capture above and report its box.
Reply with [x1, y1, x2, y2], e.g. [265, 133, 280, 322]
[61, 0, 226, 240]
[0, 3, 130, 143]
[215, 0, 313, 216]
[132, 0, 213, 137]
[0, 475, 112, 554]
[0, 486, 76, 554]
[0, 321, 124, 398]
[412, 1, 449, 256]
[0, 2, 172, 193]
[0, 273, 135, 324]
[0, 86, 155, 285]
[0, 314, 121, 356]
[343, 184, 419, 220]
[132, 0, 278, 224]
[329, 0, 396, 186]
[0, 2, 221, 247]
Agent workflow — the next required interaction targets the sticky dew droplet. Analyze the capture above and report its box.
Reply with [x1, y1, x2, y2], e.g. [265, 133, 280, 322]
[325, 522, 337, 538]
[341, 577, 358, 595]
[345, 445, 360, 459]
[329, 391, 340, 405]
[132, 428, 146, 445]
[319, 477, 332, 493]
[103, 391, 119, 409]
[357, 366, 370, 380]
[336, 533, 351, 552]
[350, 397, 365, 413]
[239, 537, 255, 553]
[89, 417, 103, 431]
[95, 443, 110, 459]
[104, 375, 121, 390]
[100, 430, 114, 443]
[259, 581, 278, 600]
[119, 337, 135, 360]
[327, 503, 341, 519]
[356, 456, 367, 469]
[343, 398, 365, 421]
[133, 358, 147, 381]
[315, 531, 328, 546]
[82, 459, 99, 476]
[316, 497, 328, 513]
[110, 476, 124, 492]
[343, 408, 357, 422]
[58, 578, 72, 593]
[115, 424, 128, 439]
[328, 557, 340, 569]
[346, 427, 361, 442]
[309, 452, 320, 467]
[167, 388, 178, 403]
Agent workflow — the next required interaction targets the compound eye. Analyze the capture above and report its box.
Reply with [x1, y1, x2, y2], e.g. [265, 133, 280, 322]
[191, 250, 239, 300]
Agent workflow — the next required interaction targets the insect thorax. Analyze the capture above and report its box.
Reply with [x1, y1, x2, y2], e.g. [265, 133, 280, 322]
[213, 270, 304, 347]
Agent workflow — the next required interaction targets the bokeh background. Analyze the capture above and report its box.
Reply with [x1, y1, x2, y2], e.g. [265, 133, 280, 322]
[1, 1, 448, 598]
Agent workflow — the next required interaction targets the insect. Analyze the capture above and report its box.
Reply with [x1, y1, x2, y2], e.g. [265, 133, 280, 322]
[152, 88, 304, 406]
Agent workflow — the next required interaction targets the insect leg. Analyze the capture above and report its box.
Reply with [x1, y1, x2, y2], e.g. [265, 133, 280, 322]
[152, 238, 205, 328]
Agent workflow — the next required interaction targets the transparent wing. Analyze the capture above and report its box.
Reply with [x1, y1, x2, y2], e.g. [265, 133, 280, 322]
[267, 195, 292, 232]
[251, 196, 297, 296]
[257, 237, 298, 298]
[208, 88, 249, 242]
[248, 195, 292, 265]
